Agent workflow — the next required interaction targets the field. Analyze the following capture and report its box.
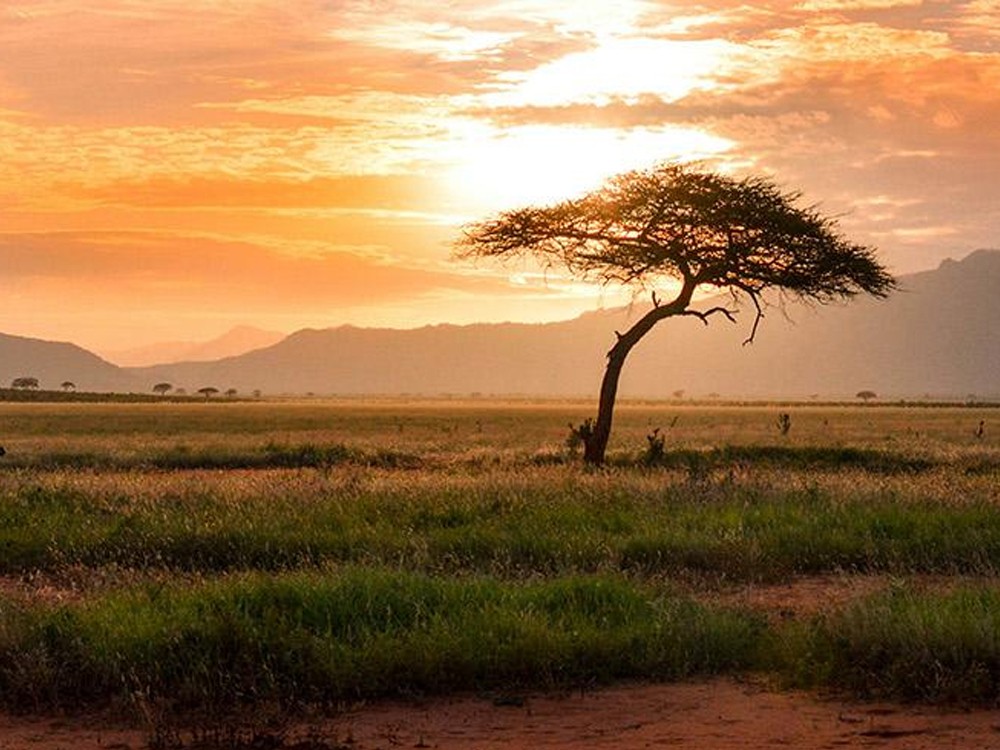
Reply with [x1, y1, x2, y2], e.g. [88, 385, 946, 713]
[1, 398, 998, 747]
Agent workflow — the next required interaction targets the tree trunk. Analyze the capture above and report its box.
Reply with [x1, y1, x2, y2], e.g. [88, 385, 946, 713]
[582, 284, 696, 466]
[583, 349, 628, 465]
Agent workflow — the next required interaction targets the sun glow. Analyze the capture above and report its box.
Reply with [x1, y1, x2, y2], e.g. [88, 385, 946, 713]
[485, 37, 739, 108]
[436, 32, 739, 212]
[443, 123, 733, 212]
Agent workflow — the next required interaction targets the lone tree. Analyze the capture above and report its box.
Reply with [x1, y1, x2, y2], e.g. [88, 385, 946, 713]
[856, 390, 878, 402]
[457, 162, 895, 465]
[11, 377, 39, 390]
[197, 386, 219, 399]
[61, 381, 76, 392]
[152, 382, 173, 396]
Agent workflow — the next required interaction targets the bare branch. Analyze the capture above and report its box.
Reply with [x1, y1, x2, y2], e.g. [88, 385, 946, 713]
[742, 290, 764, 346]
[681, 306, 739, 327]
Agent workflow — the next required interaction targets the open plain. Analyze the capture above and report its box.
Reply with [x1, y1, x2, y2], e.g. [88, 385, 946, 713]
[0, 398, 998, 748]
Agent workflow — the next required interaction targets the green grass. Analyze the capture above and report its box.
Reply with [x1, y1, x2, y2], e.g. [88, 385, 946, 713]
[1, 466, 998, 578]
[0, 569, 763, 712]
[777, 584, 1000, 703]
[5, 571, 1000, 713]
[0, 400, 998, 717]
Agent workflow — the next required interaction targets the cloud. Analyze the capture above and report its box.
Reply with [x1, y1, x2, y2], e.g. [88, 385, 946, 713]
[480, 37, 739, 108]
[0, 230, 487, 311]
[4, 0, 1000, 347]
[0, 228, 628, 349]
[328, 17, 517, 62]
[795, 0, 924, 10]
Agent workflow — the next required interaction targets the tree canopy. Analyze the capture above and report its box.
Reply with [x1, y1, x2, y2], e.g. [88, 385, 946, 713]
[458, 162, 894, 335]
[457, 162, 895, 464]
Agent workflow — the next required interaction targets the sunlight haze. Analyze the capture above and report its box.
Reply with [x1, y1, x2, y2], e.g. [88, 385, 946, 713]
[1, 0, 998, 353]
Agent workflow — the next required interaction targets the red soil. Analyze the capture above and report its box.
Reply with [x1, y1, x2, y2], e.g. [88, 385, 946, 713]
[2, 679, 1000, 749]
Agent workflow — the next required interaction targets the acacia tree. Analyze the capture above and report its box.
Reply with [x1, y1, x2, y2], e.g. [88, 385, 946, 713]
[457, 163, 895, 465]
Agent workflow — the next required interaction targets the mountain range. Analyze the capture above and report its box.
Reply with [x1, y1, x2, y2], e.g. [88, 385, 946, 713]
[101, 326, 286, 367]
[2, 249, 998, 400]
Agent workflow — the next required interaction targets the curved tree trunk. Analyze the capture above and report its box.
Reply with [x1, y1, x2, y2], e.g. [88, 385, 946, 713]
[582, 348, 629, 465]
[583, 284, 697, 465]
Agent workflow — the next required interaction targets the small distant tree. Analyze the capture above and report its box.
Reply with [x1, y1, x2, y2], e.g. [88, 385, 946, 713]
[61, 381, 76, 392]
[152, 382, 173, 396]
[252, 389, 262, 399]
[11, 377, 39, 390]
[458, 162, 895, 464]
[197, 386, 219, 399]
[225, 388, 238, 398]
[856, 390, 878, 402]
[776, 412, 792, 436]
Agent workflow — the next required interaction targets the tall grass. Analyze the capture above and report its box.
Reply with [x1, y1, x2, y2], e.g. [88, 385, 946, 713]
[0, 569, 763, 712]
[0, 400, 998, 717]
[777, 585, 1000, 703]
[5, 572, 1000, 713]
[1, 467, 998, 578]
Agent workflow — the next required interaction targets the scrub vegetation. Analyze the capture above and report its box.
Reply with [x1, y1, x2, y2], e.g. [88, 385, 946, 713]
[0, 399, 998, 724]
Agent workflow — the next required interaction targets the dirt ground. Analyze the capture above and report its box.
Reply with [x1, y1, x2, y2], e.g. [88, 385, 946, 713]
[2, 678, 1000, 750]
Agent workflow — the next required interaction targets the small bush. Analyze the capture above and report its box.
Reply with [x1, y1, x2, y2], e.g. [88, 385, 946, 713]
[644, 428, 666, 465]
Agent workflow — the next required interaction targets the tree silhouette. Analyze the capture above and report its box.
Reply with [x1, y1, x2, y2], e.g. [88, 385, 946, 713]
[458, 162, 895, 464]
[11, 377, 39, 390]
[856, 390, 878, 402]
[152, 382, 173, 396]
[61, 381, 76, 392]
[225, 388, 238, 398]
[197, 386, 219, 399]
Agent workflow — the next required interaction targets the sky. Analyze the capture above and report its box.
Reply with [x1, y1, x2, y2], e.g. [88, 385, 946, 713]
[1, 0, 998, 354]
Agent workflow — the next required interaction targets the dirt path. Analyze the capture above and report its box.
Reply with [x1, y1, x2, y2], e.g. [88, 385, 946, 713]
[3, 679, 1000, 749]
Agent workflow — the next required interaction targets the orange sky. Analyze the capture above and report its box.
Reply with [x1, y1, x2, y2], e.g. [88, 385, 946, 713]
[2, 0, 998, 353]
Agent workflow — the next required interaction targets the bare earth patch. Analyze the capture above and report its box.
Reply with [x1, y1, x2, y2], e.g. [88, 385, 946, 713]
[326, 680, 1000, 750]
[3, 679, 1000, 749]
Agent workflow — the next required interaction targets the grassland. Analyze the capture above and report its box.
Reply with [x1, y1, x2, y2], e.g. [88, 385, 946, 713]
[0, 399, 998, 723]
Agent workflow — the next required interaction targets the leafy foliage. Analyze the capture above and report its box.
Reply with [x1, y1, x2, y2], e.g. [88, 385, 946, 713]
[458, 162, 895, 303]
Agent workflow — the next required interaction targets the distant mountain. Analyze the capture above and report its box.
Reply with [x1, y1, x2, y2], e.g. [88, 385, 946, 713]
[0, 333, 141, 393]
[129, 249, 1000, 400]
[103, 326, 286, 367]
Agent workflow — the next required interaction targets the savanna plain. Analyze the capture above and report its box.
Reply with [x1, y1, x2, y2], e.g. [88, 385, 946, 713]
[1, 398, 999, 749]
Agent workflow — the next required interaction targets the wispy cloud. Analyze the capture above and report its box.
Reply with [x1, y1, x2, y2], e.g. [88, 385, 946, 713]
[2, 0, 999, 347]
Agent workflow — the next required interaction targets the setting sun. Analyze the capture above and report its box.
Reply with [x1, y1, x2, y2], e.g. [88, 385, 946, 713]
[442, 123, 733, 211]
